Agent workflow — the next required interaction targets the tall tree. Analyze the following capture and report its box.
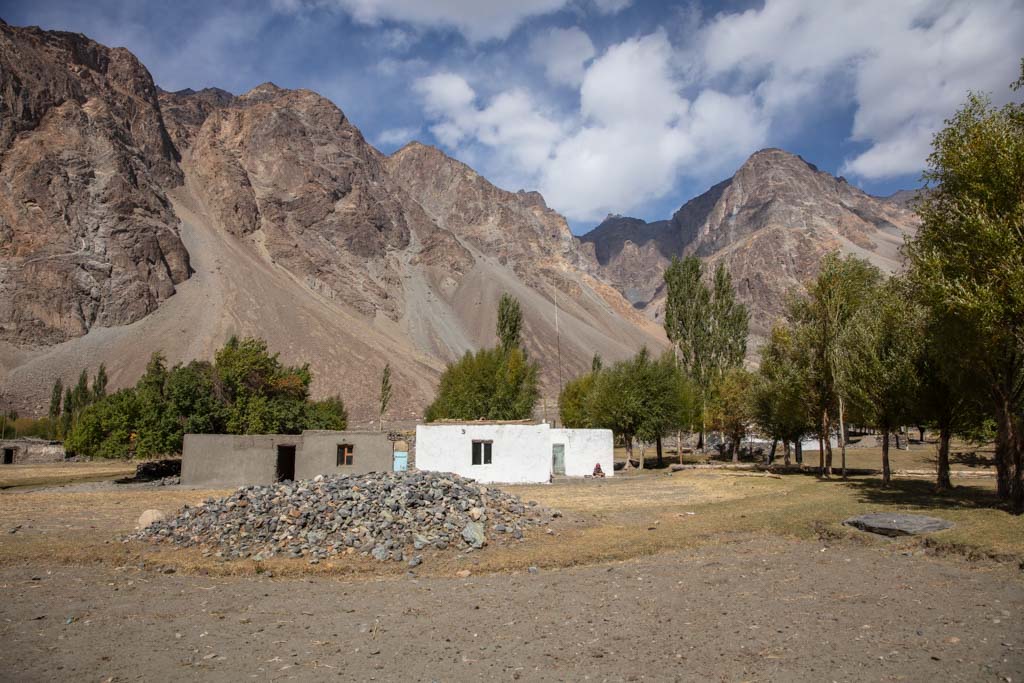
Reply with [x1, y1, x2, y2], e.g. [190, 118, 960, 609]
[710, 367, 756, 462]
[48, 379, 63, 439]
[788, 253, 882, 476]
[496, 293, 524, 354]
[61, 387, 74, 438]
[840, 280, 925, 486]
[753, 325, 815, 466]
[71, 369, 90, 414]
[93, 363, 108, 400]
[907, 63, 1024, 509]
[378, 363, 393, 432]
[663, 257, 748, 447]
[425, 347, 539, 422]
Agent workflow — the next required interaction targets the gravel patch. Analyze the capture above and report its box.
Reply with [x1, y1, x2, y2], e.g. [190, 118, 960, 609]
[131, 471, 553, 562]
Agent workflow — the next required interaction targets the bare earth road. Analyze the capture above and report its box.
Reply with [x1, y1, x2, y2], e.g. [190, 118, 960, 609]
[2, 536, 1021, 682]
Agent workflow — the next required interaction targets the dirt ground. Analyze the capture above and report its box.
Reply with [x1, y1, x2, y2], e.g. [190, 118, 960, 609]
[0, 463, 1022, 681]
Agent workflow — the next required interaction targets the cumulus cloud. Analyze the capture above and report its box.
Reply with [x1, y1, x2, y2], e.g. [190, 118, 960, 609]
[701, 0, 1024, 179]
[377, 126, 421, 146]
[591, 0, 632, 14]
[415, 31, 768, 221]
[275, 0, 572, 41]
[528, 27, 596, 87]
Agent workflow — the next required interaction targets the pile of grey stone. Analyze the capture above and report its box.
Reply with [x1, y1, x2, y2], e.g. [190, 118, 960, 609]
[131, 471, 553, 564]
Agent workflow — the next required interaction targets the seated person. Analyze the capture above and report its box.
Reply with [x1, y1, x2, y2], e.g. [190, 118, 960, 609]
[592, 462, 606, 478]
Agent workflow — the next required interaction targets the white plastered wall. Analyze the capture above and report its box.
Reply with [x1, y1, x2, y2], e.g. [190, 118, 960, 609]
[550, 428, 614, 477]
[414, 424, 552, 484]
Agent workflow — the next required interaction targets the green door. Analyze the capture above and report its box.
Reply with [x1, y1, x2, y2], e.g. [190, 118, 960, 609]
[552, 443, 565, 475]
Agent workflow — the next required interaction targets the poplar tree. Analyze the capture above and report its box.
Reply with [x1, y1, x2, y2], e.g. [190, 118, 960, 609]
[839, 279, 925, 486]
[907, 62, 1024, 509]
[379, 363, 393, 432]
[496, 293, 523, 354]
[48, 379, 63, 439]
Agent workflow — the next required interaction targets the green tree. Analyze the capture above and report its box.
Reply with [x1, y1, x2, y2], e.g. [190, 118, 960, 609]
[753, 325, 815, 465]
[305, 396, 349, 430]
[61, 387, 74, 438]
[591, 354, 603, 373]
[71, 369, 90, 414]
[93, 363, 108, 401]
[586, 349, 689, 468]
[65, 389, 140, 458]
[663, 257, 749, 447]
[48, 379, 62, 439]
[379, 363, 393, 432]
[425, 347, 539, 422]
[839, 280, 925, 486]
[788, 252, 882, 476]
[559, 372, 596, 428]
[497, 293, 524, 353]
[710, 368, 756, 462]
[907, 63, 1024, 508]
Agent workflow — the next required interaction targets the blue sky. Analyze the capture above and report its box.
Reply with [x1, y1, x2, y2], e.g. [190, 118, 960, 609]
[3, 0, 1022, 233]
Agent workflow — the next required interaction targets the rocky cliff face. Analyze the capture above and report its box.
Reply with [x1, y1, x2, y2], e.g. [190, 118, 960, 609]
[581, 149, 920, 341]
[0, 22, 664, 422]
[0, 20, 191, 344]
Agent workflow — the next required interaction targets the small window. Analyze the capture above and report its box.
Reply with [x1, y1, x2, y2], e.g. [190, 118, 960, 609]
[337, 444, 354, 466]
[471, 440, 492, 465]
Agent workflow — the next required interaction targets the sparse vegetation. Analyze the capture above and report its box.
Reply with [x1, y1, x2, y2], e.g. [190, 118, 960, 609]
[63, 337, 347, 459]
[425, 294, 540, 422]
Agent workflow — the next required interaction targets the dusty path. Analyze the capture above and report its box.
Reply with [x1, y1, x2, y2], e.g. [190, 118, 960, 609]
[1, 537, 1020, 682]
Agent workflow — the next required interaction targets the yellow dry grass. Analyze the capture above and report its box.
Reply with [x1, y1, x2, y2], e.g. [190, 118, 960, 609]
[0, 462, 1019, 579]
[0, 461, 137, 489]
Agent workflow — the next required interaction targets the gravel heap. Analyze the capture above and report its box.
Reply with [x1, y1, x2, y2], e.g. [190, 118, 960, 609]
[132, 471, 555, 564]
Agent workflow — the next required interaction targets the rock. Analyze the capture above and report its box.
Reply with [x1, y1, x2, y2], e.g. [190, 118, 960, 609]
[131, 471, 547, 561]
[136, 509, 167, 530]
[408, 556, 422, 568]
[456, 569, 472, 578]
[580, 148, 920, 345]
[528, 566, 539, 574]
[461, 522, 486, 549]
[843, 513, 954, 537]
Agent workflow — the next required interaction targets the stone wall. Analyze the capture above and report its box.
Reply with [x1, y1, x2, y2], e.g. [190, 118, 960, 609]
[0, 439, 66, 464]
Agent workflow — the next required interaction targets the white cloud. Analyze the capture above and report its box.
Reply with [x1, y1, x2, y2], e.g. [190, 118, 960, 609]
[377, 126, 421, 146]
[415, 31, 769, 221]
[408, 0, 1021, 221]
[277, 0, 572, 42]
[591, 0, 632, 14]
[701, 0, 1024, 179]
[528, 27, 595, 87]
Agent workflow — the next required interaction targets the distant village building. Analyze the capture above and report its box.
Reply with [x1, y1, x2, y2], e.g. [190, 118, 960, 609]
[181, 431, 396, 487]
[181, 423, 613, 487]
[0, 438, 66, 465]
[415, 422, 613, 484]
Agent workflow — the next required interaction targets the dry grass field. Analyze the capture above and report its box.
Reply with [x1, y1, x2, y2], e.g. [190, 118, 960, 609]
[0, 457, 1018, 578]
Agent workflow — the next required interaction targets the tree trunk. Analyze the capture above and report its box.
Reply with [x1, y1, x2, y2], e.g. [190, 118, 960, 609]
[783, 440, 791, 466]
[993, 391, 1023, 511]
[817, 425, 825, 478]
[731, 435, 739, 463]
[936, 423, 952, 492]
[656, 435, 663, 468]
[677, 430, 683, 464]
[796, 439, 803, 465]
[902, 426, 910, 450]
[894, 431, 902, 450]
[823, 409, 833, 477]
[769, 438, 778, 466]
[918, 425, 926, 443]
[881, 430, 891, 487]
[838, 396, 847, 479]
[625, 435, 635, 470]
[639, 441, 645, 470]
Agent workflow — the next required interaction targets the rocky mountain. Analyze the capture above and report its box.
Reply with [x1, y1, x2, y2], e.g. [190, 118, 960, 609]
[581, 148, 921, 343]
[0, 20, 190, 346]
[0, 21, 664, 423]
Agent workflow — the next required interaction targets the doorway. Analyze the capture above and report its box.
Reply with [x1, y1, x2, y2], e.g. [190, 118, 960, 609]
[2, 448, 14, 465]
[276, 445, 296, 482]
[552, 443, 565, 475]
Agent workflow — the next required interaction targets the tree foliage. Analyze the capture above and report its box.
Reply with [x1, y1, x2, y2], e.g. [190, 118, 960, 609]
[64, 337, 347, 458]
[906, 64, 1024, 507]
[753, 325, 815, 454]
[425, 347, 539, 422]
[709, 367, 756, 462]
[379, 363, 393, 431]
[497, 293, 524, 354]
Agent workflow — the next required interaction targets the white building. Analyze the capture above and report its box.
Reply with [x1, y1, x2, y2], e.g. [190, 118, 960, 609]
[415, 422, 613, 484]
